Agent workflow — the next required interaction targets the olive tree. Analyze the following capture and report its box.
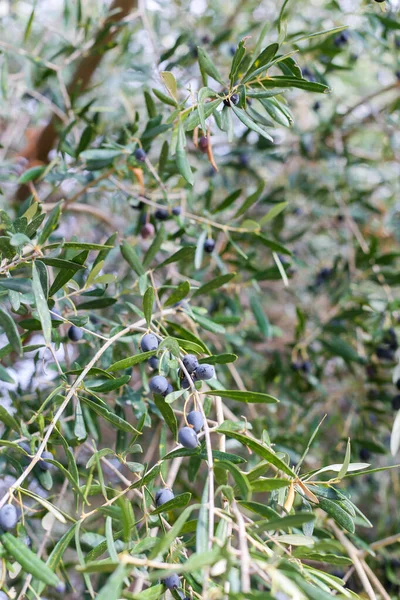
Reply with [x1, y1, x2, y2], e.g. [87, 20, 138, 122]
[0, 0, 399, 598]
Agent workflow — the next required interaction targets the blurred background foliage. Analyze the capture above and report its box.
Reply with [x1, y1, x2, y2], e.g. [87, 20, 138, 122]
[0, 0, 400, 598]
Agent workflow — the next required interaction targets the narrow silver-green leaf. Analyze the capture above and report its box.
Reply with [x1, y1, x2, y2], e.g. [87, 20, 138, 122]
[32, 262, 51, 345]
[143, 286, 154, 326]
[0, 307, 22, 356]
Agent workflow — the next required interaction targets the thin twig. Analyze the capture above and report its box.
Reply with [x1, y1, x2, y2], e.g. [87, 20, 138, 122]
[329, 521, 377, 600]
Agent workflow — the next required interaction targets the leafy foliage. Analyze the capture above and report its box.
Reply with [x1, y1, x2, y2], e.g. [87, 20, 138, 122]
[0, 0, 399, 598]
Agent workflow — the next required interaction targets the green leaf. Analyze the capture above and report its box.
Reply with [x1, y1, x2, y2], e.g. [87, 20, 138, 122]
[164, 280, 191, 307]
[32, 262, 51, 345]
[0, 364, 15, 383]
[156, 246, 195, 269]
[152, 87, 178, 107]
[213, 189, 242, 214]
[238, 501, 280, 520]
[96, 564, 130, 600]
[198, 353, 237, 365]
[160, 71, 178, 101]
[192, 273, 236, 298]
[153, 394, 178, 441]
[151, 492, 191, 515]
[79, 397, 140, 434]
[36, 257, 87, 272]
[196, 479, 209, 553]
[0, 404, 21, 432]
[77, 297, 117, 310]
[317, 498, 355, 534]
[0, 307, 22, 356]
[18, 165, 46, 184]
[33, 524, 77, 596]
[87, 375, 131, 393]
[256, 234, 292, 256]
[250, 295, 271, 338]
[107, 350, 156, 372]
[150, 503, 200, 558]
[260, 201, 289, 225]
[242, 43, 280, 82]
[44, 242, 113, 251]
[217, 428, 295, 477]
[0, 278, 32, 293]
[255, 76, 329, 93]
[129, 584, 165, 599]
[218, 460, 251, 500]
[49, 250, 89, 296]
[321, 336, 365, 365]
[263, 513, 316, 531]
[143, 225, 166, 268]
[38, 202, 62, 245]
[197, 47, 224, 85]
[234, 182, 264, 219]
[229, 39, 247, 85]
[231, 105, 274, 141]
[206, 390, 278, 404]
[260, 97, 293, 127]
[198, 87, 218, 132]
[337, 439, 351, 480]
[185, 99, 221, 131]
[143, 286, 154, 326]
[80, 148, 123, 161]
[251, 478, 291, 492]
[176, 122, 194, 186]
[1, 532, 61, 586]
[120, 241, 145, 276]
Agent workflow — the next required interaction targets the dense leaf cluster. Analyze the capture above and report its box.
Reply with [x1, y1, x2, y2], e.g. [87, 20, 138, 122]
[0, 0, 399, 598]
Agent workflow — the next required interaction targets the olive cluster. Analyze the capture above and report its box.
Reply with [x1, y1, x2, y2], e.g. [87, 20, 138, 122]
[141, 335, 212, 598]
[141, 335, 214, 449]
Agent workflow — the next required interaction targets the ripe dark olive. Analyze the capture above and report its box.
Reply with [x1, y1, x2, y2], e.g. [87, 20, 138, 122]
[334, 31, 349, 47]
[182, 354, 199, 373]
[313, 101, 321, 111]
[134, 148, 147, 162]
[396, 379, 400, 390]
[155, 488, 174, 507]
[199, 136, 209, 153]
[141, 223, 155, 239]
[0, 504, 18, 531]
[301, 360, 312, 374]
[163, 574, 180, 590]
[224, 93, 239, 106]
[148, 356, 159, 370]
[18, 441, 31, 465]
[187, 410, 203, 433]
[149, 375, 169, 395]
[178, 426, 198, 449]
[181, 374, 196, 389]
[155, 208, 169, 221]
[195, 363, 215, 380]
[359, 448, 371, 461]
[376, 345, 394, 361]
[162, 383, 174, 397]
[203, 238, 215, 253]
[302, 67, 315, 81]
[68, 325, 83, 342]
[141, 333, 159, 352]
[39, 450, 54, 471]
[392, 395, 400, 410]
[172, 206, 181, 216]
